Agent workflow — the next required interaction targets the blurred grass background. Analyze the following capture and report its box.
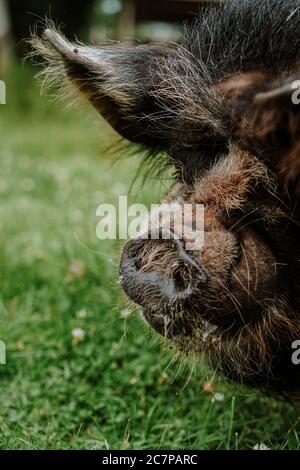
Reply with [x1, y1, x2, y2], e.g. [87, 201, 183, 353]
[0, 62, 300, 450]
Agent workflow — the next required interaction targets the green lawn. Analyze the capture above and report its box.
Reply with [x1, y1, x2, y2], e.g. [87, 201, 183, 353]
[0, 64, 299, 450]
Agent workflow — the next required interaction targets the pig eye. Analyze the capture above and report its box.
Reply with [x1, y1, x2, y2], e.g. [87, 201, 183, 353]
[170, 141, 229, 183]
[181, 142, 195, 149]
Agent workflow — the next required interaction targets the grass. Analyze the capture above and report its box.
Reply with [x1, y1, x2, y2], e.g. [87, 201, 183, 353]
[0, 64, 299, 450]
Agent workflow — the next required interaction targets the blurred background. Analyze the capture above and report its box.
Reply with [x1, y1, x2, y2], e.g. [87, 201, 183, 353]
[1, 0, 220, 69]
[0, 0, 299, 451]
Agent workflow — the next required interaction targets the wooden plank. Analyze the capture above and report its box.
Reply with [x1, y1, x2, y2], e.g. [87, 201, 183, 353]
[0, 0, 11, 73]
[119, 0, 136, 40]
[0, 0, 10, 38]
[118, 0, 223, 41]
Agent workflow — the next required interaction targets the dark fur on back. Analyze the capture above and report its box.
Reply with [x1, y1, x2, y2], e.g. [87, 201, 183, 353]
[154, 0, 300, 168]
[187, 0, 300, 76]
[98, 0, 297, 208]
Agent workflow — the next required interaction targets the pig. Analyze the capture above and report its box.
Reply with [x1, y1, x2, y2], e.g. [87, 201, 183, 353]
[30, 0, 300, 402]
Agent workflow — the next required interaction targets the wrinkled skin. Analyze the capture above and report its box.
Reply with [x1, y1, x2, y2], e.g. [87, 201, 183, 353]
[31, 0, 300, 400]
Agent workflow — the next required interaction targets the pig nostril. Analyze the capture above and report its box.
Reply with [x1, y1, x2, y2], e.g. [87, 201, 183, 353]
[134, 258, 142, 271]
[120, 235, 208, 309]
[173, 271, 186, 291]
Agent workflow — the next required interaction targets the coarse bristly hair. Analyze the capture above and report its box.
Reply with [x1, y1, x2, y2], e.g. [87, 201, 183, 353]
[29, 1, 300, 403]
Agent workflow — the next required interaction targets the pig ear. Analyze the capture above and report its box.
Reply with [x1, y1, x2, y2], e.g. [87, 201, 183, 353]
[230, 73, 300, 190]
[31, 28, 175, 149]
